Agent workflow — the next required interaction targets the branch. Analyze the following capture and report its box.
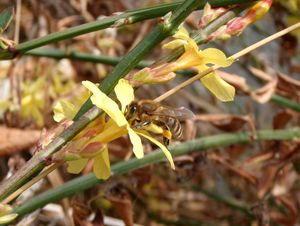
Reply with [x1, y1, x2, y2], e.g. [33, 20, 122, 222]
[12, 128, 300, 218]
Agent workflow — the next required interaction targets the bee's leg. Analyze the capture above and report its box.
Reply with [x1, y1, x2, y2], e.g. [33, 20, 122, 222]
[132, 121, 151, 129]
[163, 136, 170, 146]
[162, 129, 172, 146]
[154, 121, 172, 146]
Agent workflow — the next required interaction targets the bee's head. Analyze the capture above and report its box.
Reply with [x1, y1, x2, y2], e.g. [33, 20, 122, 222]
[125, 101, 138, 119]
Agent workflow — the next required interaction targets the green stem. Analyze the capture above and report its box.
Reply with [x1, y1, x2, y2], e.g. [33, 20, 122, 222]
[271, 94, 300, 112]
[0, 0, 203, 202]
[0, 0, 254, 60]
[26, 48, 152, 69]
[12, 129, 300, 218]
[25, 7, 242, 68]
[0, 2, 178, 59]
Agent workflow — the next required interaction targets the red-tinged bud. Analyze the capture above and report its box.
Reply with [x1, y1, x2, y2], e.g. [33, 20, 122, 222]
[243, 0, 272, 25]
[205, 0, 272, 41]
[126, 67, 176, 87]
[207, 17, 247, 41]
[199, 3, 231, 29]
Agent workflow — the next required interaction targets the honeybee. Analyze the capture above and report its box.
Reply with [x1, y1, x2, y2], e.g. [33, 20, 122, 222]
[125, 100, 195, 145]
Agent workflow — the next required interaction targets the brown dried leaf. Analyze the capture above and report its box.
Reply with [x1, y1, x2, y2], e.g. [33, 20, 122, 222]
[257, 164, 279, 199]
[278, 34, 298, 69]
[244, 152, 273, 166]
[129, 166, 152, 189]
[195, 114, 256, 136]
[72, 200, 104, 226]
[174, 155, 195, 182]
[209, 153, 257, 185]
[274, 195, 298, 226]
[272, 109, 293, 129]
[105, 183, 133, 226]
[277, 72, 300, 99]
[218, 70, 250, 93]
[250, 77, 278, 104]
[257, 144, 300, 199]
[0, 126, 40, 156]
[226, 144, 247, 160]
[251, 202, 270, 226]
[249, 66, 273, 82]
[108, 137, 131, 159]
[290, 64, 300, 74]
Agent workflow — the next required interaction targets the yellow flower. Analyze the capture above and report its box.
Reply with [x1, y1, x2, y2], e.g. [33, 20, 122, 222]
[53, 86, 90, 122]
[20, 76, 46, 127]
[53, 91, 110, 179]
[82, 79, 175, 169]
[163, 26, 235, 102]
[50, 73, 76, 98]
[52, 113, 110, 179]
[53, 79, 175, 180]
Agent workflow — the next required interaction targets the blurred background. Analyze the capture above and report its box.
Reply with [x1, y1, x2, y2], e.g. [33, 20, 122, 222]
[0, 0, 299, 225]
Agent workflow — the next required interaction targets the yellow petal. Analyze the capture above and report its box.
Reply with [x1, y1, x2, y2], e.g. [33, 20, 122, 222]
[128, 127, 144, 158]
[173, 25, 189, 39]
[93, 146, 111, 180]
[0, 214, 18, 224]
[92, 119, 127, 143]
[174, 48, 203, 70]
[82, 81, 127, 126]
[136, 131, 175, 170]
[200, 70, 235, 102]
[67, 158, 89, 174]
[114, 79, 134, 112]
[163, 39, 188, 49]
[201, 48, 233, 67]
[172, 26, 199, 51]
[53, 100, 76, 122]
[21, 95, 31, 106]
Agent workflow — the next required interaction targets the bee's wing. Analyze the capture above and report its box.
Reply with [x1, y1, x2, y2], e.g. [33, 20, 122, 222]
[152, 106, 195, 121]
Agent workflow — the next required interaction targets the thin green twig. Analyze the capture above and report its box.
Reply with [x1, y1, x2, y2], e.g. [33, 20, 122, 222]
[26, 48, 152, 69]
[271, 95, 300, 112]
[25, 6, 245, 67]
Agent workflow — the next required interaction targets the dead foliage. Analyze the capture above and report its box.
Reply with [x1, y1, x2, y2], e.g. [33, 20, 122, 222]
[0, 1, 300, 226]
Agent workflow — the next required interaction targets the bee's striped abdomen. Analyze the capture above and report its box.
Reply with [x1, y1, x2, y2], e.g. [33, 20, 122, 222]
[166, 117, 182, 139]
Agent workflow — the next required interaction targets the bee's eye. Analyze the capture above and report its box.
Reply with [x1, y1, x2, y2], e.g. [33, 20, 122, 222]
[130, 105, 137, 114]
